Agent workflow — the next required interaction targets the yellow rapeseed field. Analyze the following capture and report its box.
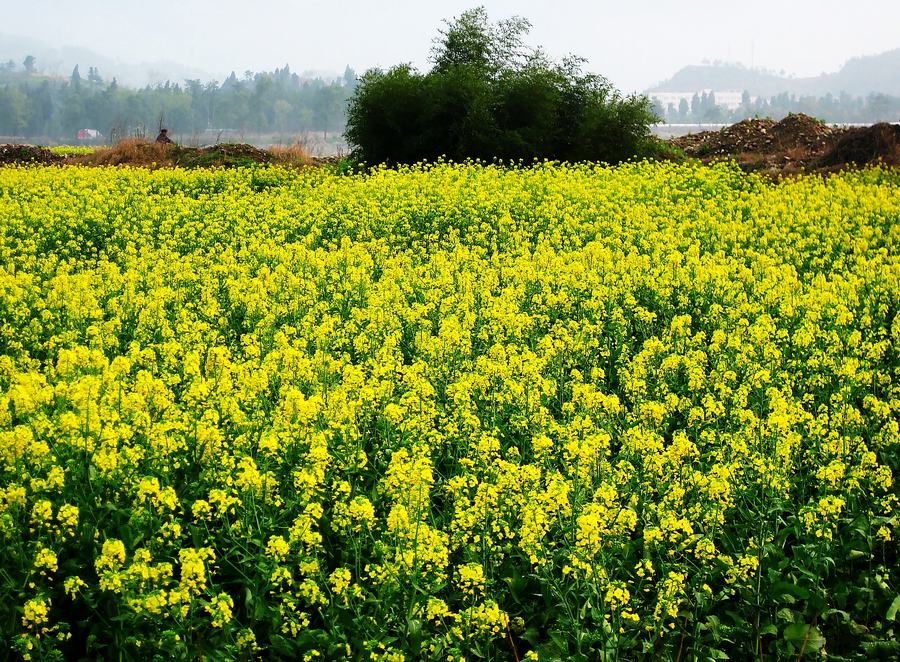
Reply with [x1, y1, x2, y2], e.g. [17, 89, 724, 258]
[0, 161, 898, 660]
[45, 146, 97, 157]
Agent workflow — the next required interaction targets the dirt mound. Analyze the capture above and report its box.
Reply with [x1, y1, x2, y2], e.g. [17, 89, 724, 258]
[673, 118, 776, 157]
[185, 143, 277, 167]
[769, 113, 836, 153]
[65, 140, 314, 169]
[671, 114, 900, 176]
[69, 140, 169, 167]
[70, 140, 284, 169]
[0, 144, 64, 165]
[673, 114, 838, 160]
[818, 123, 900, 168]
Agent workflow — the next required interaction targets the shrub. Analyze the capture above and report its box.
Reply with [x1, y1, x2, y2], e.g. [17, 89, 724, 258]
[345, 7, 659, 165]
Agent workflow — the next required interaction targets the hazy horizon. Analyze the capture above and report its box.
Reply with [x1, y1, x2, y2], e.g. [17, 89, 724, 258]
[4, 0, 900, 93]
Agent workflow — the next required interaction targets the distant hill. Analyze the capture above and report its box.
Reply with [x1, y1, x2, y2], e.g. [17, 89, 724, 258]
[648, 49, 900, 97]
[0, 33, 218, 87]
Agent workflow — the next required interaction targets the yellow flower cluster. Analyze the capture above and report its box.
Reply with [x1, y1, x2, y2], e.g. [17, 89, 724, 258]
[0, 161, 898, 659]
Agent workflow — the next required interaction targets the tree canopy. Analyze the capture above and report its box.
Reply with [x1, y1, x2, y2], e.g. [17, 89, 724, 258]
[345, 7, 659, 165]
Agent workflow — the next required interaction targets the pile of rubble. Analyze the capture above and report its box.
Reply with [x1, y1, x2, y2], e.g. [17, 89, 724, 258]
[0, 144, 63, 165]
[673, 118, 778, 157]
[819, 123, 900, 169]
[66, 141, 281, 168]
[0, 141, 312, 169]
[671, 114, 900, 175]
[185, 143, 277, 166]
[769, 113, 836, 154]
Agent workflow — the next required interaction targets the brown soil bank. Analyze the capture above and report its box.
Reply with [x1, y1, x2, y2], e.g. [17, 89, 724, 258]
[818, 123, 900, 168]
[3, 121, 898, 176]
[1, 139, 315, 169]
[672, 114, 900, 176]
[69, 140, 307, 168]
[0, 144, 63, 165]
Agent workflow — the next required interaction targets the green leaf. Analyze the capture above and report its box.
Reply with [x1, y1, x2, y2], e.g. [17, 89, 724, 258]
[861, 640, 900, 654]
[536, 639, 566, 661]
[822, 608, 849, 622]
[549, 630, 570, 656]
[783, 623, 826, 652]
[886, 595, 900, 622]
[776, 608, 796, 623]
[808, 594, 827, 613]
[724, 610, 747, 626]
[771, 581, 810, 601]
[406, 617, 423, 641]
[579, 600, 591, 619]
[849, 620, 869, 635]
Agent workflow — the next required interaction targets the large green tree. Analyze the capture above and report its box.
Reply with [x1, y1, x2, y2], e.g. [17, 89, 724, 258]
[345, 6, 659, 165]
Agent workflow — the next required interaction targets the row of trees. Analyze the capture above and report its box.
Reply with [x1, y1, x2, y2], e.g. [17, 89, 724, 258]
[0, 61, 356, 141]
[654, 90, 900, 124]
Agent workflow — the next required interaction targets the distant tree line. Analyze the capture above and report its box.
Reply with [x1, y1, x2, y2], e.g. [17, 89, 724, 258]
[653, 89, 900, 124]
[0, 57, 356, 141]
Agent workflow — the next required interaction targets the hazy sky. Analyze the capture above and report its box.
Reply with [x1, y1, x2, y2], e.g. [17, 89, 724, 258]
[5, 0, 899, 92]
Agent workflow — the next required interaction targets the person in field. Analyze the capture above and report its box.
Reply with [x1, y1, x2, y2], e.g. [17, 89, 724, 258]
[155, 128, 173, 144]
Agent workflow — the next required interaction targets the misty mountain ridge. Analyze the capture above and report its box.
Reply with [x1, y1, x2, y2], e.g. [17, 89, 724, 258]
[5, 32, 897, 101]
[648, 48, 900, 97]
[0, 34, 343, 88]
[0, 33, 222, 87]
